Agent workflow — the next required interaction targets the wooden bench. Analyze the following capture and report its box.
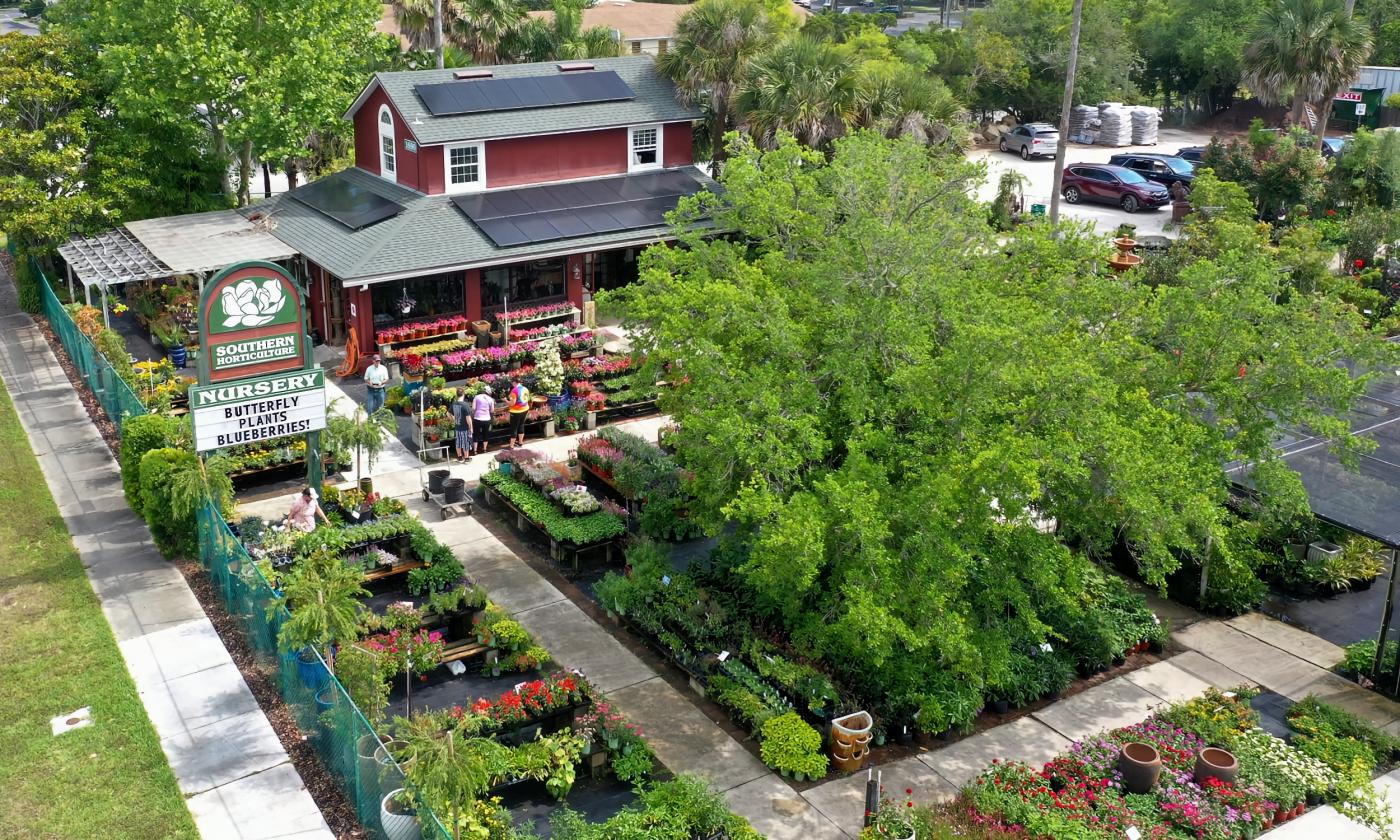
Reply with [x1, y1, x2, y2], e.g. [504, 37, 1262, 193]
[440, 640, 488, 664]
[363, 559, 426, 583]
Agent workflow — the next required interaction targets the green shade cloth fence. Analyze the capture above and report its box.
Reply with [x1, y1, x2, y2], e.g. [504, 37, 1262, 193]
[15, 241, 447, 837]
[29, 256, 148, 435]
[197, 502, 450, 840]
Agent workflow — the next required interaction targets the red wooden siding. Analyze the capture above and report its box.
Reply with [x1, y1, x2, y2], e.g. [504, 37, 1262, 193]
[485, 128, 629, 188]
[663, 122, 693, 168]
[351, 84, 427, 190]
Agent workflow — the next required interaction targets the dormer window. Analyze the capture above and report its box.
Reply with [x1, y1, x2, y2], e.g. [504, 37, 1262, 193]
[629, 125, 661, 172]
[378, 105, 396, 181]
[445, 142, 485, 193]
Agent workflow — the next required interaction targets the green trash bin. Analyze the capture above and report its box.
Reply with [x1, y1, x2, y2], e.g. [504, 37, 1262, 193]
[1031, 203, 1046, 216]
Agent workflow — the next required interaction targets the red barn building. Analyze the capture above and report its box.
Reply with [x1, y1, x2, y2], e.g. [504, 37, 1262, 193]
[251, 56, 707, 356]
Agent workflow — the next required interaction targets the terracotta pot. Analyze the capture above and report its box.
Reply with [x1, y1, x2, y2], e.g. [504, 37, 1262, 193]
[1262, 817, 1273, 830]
[1194, 747, 1239, 786]
[1275, 807, 1289, 823]
[1117, 742, 1162, 794]
[1294, 803, 1304, 817]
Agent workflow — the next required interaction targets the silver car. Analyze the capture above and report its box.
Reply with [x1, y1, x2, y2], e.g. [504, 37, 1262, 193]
[1000, 123, 1060, 160]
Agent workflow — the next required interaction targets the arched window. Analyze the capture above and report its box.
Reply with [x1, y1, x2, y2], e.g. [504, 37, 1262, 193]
[378, 105, 396, 180]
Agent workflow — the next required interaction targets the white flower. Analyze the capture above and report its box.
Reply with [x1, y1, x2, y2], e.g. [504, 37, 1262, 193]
[220, 277, 287, 328]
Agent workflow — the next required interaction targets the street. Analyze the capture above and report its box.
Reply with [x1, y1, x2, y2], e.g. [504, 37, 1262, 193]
[0, 8, 39, 35]
[968, 125, 1218, 237]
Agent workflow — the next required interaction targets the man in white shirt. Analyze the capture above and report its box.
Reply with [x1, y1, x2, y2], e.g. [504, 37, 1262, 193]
[364, 354, 389, 415]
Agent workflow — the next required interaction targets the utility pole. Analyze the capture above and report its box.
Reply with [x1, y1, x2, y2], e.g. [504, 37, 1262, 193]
[434, 0, 445, 69]
[1048, 0, 1084, 227]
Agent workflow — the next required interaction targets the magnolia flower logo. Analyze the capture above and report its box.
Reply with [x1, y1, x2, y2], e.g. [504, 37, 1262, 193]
[220, 278, 287, 328]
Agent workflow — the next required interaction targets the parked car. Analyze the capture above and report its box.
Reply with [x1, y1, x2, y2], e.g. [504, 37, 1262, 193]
[1261, 129, 1348, 158]
[1107, 153, 1196, 189]
[1060, 164, 1170, 213]
[1175, 146, 1206, 163]
[1000, 123, 1060, 160]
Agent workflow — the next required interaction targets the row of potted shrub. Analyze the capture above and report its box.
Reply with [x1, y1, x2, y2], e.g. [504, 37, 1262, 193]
[376, 315, 472, 346]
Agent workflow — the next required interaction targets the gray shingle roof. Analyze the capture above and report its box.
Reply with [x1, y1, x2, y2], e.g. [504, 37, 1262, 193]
[247, 165, 716, 283]
[365, 56, 701, 145]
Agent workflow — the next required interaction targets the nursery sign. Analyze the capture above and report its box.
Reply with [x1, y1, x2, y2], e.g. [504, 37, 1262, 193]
[198, 261, 309, 383]
[190, 369, 327, 452]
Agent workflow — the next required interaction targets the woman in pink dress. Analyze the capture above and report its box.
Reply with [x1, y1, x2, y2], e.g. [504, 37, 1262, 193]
[286, 488, 329, 532]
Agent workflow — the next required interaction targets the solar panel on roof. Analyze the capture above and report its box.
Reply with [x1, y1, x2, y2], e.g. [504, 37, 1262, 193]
[289, 177, 403, 230]
[414, 71, 636, 116]
[452, 169, 704, 247]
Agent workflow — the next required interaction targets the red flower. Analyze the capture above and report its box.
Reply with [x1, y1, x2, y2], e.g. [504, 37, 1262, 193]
[1327, 209, 1337, 216]
[1356, 258, 1366, 268]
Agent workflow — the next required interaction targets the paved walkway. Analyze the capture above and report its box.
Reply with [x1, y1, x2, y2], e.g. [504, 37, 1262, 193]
[0, 307, 332, 840]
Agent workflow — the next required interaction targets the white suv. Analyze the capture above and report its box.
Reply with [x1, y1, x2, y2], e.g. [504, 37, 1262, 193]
[1000, 124, 1060, 160]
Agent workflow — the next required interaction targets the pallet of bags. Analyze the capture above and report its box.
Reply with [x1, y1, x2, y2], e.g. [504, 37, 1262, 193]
[1131, 106, 1160, 145]
[1098, 105, 1133, 147]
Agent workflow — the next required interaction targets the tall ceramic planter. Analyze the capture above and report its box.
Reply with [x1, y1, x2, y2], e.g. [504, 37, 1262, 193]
[296, 648, 327, 690]
[380, 790, 418, 839]
[1194, 747, 1239, 785]
[1117, 742, 1162, 793]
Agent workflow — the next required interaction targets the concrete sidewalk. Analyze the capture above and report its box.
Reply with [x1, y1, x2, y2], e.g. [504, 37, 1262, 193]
[0, 308, 332, 840]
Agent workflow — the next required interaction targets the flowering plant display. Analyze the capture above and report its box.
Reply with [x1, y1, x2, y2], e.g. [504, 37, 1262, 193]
[965, 691, 1375, 840]
[449, 671, 590, 733]
[498, 301, 576, 324]
[376, 315, 469, 345]
[363, 627, 445, 675]
[866, 790, 918, 836]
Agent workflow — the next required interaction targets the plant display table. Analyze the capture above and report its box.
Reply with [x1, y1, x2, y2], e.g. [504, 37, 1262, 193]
[480, 469, 625, 571]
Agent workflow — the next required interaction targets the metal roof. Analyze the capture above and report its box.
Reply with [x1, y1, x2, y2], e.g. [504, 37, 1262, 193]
[57, 227, 171, 288]
[350, 56, 700, 146]
[58, 210, 299, 288]
[125, 209, 297, 274]
[248, 165, 716, 284]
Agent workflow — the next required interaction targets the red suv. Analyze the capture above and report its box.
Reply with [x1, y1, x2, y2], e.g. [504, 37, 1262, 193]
[1061, 164, 1170, 213]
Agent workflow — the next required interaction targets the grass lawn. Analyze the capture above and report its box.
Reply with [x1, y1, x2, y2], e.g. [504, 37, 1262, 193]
[0, 379, 198, 839]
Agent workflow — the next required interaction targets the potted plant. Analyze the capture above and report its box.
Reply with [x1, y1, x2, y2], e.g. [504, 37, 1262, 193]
[271, 547, 368, 682]
[379, 789, 418, 838]
[866, 791, 917, 839]
[322, 398, 398, 485]
[758, 712, 829, 781]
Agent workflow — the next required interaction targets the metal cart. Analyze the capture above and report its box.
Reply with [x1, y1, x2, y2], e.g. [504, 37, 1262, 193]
[418, 446, 474, 519]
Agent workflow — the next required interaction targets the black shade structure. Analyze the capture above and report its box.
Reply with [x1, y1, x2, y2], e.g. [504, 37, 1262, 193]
[414, 71, 636, 117]
[453, 169, 704, 247]
[1230, 348, 1400, 547]
[288, 177, 404, 230]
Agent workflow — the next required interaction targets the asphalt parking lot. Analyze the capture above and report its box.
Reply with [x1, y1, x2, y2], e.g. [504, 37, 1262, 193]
[968, 125, 1219, 237]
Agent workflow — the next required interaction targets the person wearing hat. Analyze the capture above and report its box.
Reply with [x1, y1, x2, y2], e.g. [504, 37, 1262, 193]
[364, 354, 389, 415]
[287, 487, 329, 533]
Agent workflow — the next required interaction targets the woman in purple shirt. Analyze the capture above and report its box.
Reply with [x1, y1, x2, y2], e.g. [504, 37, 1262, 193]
[471, 389, 495, 455]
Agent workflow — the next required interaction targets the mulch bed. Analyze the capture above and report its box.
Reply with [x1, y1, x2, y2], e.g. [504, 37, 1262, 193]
[21, 304, 362, 838]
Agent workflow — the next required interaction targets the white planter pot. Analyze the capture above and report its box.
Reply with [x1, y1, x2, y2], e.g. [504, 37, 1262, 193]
[380, 789, 419, 839]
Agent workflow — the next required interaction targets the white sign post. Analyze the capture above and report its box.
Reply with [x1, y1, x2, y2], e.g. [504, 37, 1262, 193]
[191, 369, 328, 452]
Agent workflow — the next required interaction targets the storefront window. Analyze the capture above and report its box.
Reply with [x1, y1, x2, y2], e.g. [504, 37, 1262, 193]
[587, 249, 639, 293]
[481, 258, 566, 309]
[370, 272, 464, 326]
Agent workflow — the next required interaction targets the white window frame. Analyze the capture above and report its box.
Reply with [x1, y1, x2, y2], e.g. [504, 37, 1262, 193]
[378, 104, 397, 182]
[628, 124, 662, 173]
[444, 142, 486, 194]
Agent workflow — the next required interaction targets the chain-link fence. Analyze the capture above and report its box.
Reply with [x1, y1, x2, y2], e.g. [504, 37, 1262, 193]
[197, 501, 449, 840]
[31, 257, 148, 435]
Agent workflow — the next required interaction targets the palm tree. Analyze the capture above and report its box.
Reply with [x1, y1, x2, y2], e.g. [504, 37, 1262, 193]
[1310, 0, 1372, 152]
[734, 36, 860, 152]
[392, 0, 440, 52]
[856, 63, 964, 146]
[1242, 0, 1372, 130]
[657, 0, 772, 173]
[448, 0, 526, 65]
[511, 0, 620, 62]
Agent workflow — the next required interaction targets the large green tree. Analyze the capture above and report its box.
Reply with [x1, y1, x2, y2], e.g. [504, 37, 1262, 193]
[963, 0, 1138, 122]
[0, 32, 223, 252]
[53, 0, 384, 205]
[735, 36, 860, 150]
[1130, 0, 1270, 117]
[606, 130, 1391, 693]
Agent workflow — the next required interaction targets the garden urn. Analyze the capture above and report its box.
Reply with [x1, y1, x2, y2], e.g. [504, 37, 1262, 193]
[1193, 747, 1239, 786]
[380, 790, 418, 839]
[1117, 742, 1162, 794]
